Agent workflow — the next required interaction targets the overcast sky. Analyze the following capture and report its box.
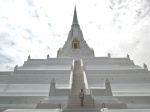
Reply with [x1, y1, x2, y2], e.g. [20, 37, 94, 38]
[0, 0, 150, 71]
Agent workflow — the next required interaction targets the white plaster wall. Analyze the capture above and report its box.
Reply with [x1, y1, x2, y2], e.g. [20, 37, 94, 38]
[58, 39, 94, 58]
[82, 57, 135, 66]
[72, 26, 79, 37]
[116, 96, 150, 104]
[7, 74, 70, 84]
[14, 70, 71, 74]
[0, 96, 44, 104]
[86, 73, 150, 84]
[85, 65, 141, 70]
[0, 72, 13, 75]
[24, 58, 73, 66]
[0, 84, 49, 92]
[85, 69, 148, 74]
[0, 75, 8, 83]
[108, 109, 150, 112]
[18, 66, 71, 70]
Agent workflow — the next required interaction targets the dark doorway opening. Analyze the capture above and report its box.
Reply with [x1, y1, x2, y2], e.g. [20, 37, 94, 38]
[74, 43, 78, 49]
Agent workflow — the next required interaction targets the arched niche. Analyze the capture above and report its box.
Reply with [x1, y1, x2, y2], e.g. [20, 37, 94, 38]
[72, 38, 80, 49]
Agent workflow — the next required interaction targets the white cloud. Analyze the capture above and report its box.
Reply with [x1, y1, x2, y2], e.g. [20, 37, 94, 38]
[0, 0, 150, 70]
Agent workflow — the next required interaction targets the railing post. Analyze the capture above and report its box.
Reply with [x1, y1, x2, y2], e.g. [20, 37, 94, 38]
[102, 103, 105, 108]
[58, 104, 62, 112]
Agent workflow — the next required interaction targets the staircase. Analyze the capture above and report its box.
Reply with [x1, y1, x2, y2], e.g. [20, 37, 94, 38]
[64, 60, 100, 112]
[67, 95, 94, 108]
[71, 60, 86, 94]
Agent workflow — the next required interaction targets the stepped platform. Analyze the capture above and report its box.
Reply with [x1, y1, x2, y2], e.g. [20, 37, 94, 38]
[2, 109, 61, 112]
[3, 109, 150, 112]
[63, 108, 100, 112]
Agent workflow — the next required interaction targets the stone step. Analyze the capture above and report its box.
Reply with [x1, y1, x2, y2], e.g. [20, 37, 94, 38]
[72, 86, 85, 88]
[74, 74, 83, 79]
[63, 110, 100, 112]
[63, 107, 100, 112]
[68, 102, 94, 104]
[72, 85, 84, 87]
[72, 81, 84, 82]
[72, 81, 84, 83]
[68, 95, 92, 97]
[68, 100, 94, 103]
[67, 103, 94, 105]
[69, 60, 87, 106]
[67, 105, 94, 108]
[3, 109, 63, 112]
[63, 108, 100, 112]
[71, 89, 85, 92]
[72, 79, 83, 81]
[71, 89, 83, 91]
[72, 82, 84, 83]
[68, 102, 94, 105]
[68, 99, 93, 101]
[73, 77, 84, 78]
[68, 100, 94, 102]
[72, 84, 85, 86]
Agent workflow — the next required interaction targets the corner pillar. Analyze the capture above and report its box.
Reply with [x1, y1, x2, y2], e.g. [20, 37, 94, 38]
[105, 77, 113, 96]
[143, 63, 148, 71]
[14, 65, 18, 72]
[49, 78, 56, 96]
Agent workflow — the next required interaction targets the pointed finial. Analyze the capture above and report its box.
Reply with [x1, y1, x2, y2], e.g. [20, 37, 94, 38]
[127, 54, 130, 59]
[14, 65, 18, 71]
[143, 63, 148, 71]
[51, 78, 56, 83]
[28, 55, 31, 61]
[72, 6, 78, 24]
[108, 53, 111, 58]
[47, 54, 50, 59]
[105, 77, 110, 83]
[104, 77, 113, 96]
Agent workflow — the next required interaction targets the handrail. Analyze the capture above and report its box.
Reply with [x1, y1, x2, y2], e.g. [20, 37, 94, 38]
[80, 59, 89, 94]
[90, 89, 94, 107]
[81, 59, 94, 107]
[58, 104, 62, 112]
[70, 59, 75, 95]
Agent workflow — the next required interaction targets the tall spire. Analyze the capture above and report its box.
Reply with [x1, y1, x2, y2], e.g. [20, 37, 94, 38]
[72, 6, 78, 24]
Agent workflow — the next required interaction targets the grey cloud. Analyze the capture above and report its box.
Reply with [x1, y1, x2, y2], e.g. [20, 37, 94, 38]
[0, 16, 8, 20]
[46, 46, 51, 49]
[0, 33, 16, 46]
[48, 22, 51, 27]
[97, 24, 101, 29]
[110, 0, 150, 30]
[32, 10, 39, 18]
[64, 33, 67, 37]
[4, 65, 13, 70]
[136, 8, 150, 19]
[0, 33, 9, 38]
[89, 21, 93, 24]
[52, 33, 61, 38]
[26, 29, 32, 34]
[21, 28, 34, 40]
[0, 54, 14, 64]
[109, 6, 113, 10]
[38, 40, 42, 44]
[26, 0, 34, 6]
[109, 0, 115, 7]
[17, 50, 23, 52]
[45, 46, 52, 52]
[117, 0, 124, 5]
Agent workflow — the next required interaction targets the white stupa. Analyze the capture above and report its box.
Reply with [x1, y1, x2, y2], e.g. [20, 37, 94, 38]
[0, 7, 150, 112]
